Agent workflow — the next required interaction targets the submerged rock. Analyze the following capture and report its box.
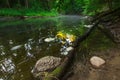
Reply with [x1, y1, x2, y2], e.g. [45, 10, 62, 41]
[84, 25, 93, 28]
[66, 46, 74, 52]
[9, 40, 13, 44]
[11, 45, 22, 51]
[90, 56, 105, 68]
[61, 51, 68, 55]
[60, 46, 74, 55]
[44, 38, 55, 42]
[31, 56, 61, 77]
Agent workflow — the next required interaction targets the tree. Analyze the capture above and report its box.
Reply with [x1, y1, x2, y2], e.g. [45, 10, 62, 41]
[25, 0, 29, 8]
[6, 0, 10, 8]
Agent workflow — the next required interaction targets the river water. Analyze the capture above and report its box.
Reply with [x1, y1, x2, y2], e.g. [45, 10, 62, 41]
[0, 15, 89, 80]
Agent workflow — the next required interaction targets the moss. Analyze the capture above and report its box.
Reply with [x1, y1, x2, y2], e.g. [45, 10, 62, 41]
[45, 67, 62, 80]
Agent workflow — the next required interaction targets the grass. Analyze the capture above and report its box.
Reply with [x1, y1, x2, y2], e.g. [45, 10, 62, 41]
[0, 8, 58, 16]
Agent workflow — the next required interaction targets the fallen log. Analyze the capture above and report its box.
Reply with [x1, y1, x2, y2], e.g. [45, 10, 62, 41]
[45, 21, 100, 80]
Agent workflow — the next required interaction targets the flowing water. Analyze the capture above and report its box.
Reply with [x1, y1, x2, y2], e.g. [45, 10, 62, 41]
[0, 15, 88, 80]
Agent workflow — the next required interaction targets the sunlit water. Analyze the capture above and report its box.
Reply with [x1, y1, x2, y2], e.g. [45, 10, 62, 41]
[0, 15, 89, 80]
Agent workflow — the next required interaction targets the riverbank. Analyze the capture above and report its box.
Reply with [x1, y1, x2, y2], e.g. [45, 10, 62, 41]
[67, 45, 120, 80]
[66, 20, 120, 80]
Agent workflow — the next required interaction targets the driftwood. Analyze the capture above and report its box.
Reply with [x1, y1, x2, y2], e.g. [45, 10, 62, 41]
[45, 21, 100, 80]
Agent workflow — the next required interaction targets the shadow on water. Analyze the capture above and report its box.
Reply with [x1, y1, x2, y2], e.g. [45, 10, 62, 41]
[0, 15, 88, 80]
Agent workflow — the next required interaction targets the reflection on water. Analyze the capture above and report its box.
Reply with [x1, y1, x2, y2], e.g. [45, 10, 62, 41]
[0, 58, 15, 73]
[0, 58, 15, 80]
[0, 16, 87, 80]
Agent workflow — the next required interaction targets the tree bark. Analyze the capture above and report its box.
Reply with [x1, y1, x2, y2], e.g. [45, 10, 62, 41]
[6, 0, 10, 8]
[25, 0, 28, 8]
[107, 0, 112, 10]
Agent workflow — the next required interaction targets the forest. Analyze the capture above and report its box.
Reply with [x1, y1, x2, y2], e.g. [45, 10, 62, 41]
[0, 0, 120, 80]
[0, 0, 120, 16]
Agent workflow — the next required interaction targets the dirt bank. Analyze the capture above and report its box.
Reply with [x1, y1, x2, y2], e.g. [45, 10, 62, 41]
[67, 46, 120, 80]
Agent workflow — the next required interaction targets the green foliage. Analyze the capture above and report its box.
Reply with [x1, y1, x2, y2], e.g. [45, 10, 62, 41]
[83, 0, 120, 15]
[83, 0, 107, 15]
[0, 0, 120, 16]
[0, 8, 58, 16]
[0, 8, 22, 16]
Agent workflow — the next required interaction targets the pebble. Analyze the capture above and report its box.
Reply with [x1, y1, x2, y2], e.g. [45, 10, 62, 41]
[90, 56, 105, 68]
[60, 47, 74, 55]
[44, 38, 55, 42]
[61, 51, 68, 55]
[66, 46, 73, 51]
[84, 25, 93, 28]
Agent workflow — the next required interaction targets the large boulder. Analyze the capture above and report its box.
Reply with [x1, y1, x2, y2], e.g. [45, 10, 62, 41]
[31, 56, 61, 77]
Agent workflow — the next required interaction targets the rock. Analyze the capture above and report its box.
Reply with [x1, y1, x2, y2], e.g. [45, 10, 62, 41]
[44, 38, 55, 42]
[61, 51, 68, 55]
[11, 45, 22, 51]
[90, 56, 105, 68]
[84, 25, 93, 28]
[31, 56, 61, 77]
[60, 47, 74, 55]
[9, 40, 13, 44]
[66, 46, 74, 52]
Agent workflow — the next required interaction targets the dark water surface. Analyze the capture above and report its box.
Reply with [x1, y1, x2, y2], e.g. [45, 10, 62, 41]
[0, 16, 88, 80]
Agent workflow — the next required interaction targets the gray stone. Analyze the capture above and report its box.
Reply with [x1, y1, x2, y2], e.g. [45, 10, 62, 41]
[32, 56, 61, 77]
[90, 56, 105, 68]
[11, 45, 22, 51]
[44, 38, 55, 42]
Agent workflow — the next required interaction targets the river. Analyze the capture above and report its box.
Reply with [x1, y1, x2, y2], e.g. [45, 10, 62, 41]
[0, 15, 89, 80]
